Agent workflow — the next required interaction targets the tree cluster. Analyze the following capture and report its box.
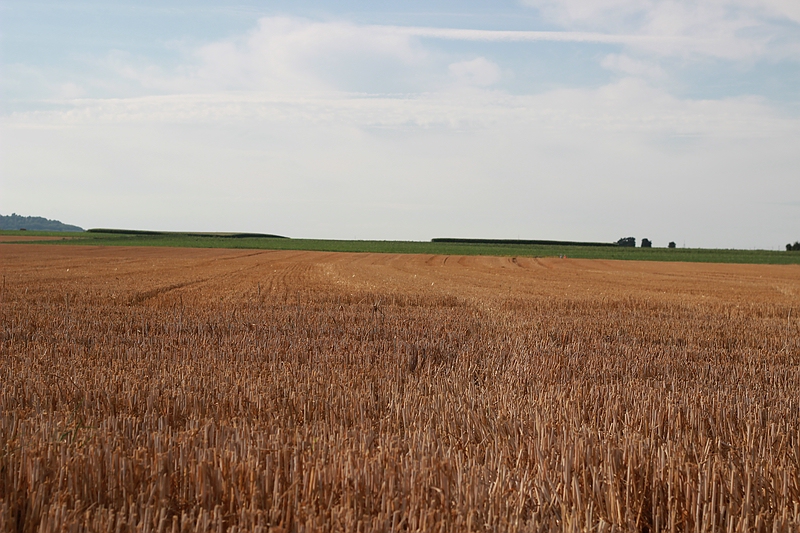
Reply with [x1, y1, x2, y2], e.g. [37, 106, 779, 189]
[0, 213, 83, 232]
[787, 242, 800, 251]
[617, 237, 656, 248]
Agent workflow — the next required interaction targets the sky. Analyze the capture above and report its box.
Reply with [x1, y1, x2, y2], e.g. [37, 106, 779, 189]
[1, 1, 799, 248]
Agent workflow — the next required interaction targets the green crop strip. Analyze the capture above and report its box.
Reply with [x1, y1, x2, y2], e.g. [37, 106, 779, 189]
[3, 230, 800, 265]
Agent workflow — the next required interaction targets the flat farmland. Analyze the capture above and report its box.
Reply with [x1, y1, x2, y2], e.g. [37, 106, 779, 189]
[1, 245, 799, 533]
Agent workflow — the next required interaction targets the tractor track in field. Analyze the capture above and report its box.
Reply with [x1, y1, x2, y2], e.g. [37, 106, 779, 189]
[129, 279, 210, 305]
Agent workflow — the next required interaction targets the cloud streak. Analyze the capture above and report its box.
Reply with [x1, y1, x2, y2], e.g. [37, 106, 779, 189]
[388, 26, 666, 44]
[381, 24, 776, 60]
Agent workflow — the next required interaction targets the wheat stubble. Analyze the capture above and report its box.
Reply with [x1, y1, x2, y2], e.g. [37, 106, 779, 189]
[1, 244, 799, 532]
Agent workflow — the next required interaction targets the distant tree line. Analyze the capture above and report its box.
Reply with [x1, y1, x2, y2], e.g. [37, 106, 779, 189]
[616, 237, 660, 248]
[615, 238, 681, 248]
[0, 213, 83, 232]
[432, 238, 617, 247]
[788, 242, 800, 251]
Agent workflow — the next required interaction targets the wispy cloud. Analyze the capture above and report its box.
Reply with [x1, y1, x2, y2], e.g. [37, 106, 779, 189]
[92, 17, 433, 97]
[386, 26, 666, 44]
[767, 200, 800, 207]
[521, 0, 800, 28]
[448, 57, 502, 87]
[601, 54, 665, 79]
[519, 0, 800, 59]
[381, 23, 777, 60]
[8, 79, 798, 140]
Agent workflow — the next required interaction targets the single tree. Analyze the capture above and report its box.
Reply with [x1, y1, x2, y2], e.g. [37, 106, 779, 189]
[641, 238, 652, 248]
[668, 241, 676, 248]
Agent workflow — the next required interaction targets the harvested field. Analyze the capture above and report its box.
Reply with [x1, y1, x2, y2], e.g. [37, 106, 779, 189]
[1, 244, 799, 532]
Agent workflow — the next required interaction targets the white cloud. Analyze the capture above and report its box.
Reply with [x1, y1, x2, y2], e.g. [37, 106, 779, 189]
[521, 0, 800, 28]
[1, 64, 90, 101]
[57, 82, 86, 99]
[7, 79, 792, 138]
[448, 57, 502, 87]
[520, 0, 652, 28]
[520, 0, 800, 59]
[109, 17, 429, 95]
[601, 54, 665, 79]
[757, 0, 800, 23]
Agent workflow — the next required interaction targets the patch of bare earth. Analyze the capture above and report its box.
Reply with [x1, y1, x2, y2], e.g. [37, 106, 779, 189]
[1, 245, 799, 532]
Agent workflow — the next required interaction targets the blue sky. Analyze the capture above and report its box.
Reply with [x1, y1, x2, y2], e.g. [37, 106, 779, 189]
[2, 1, 799, 247]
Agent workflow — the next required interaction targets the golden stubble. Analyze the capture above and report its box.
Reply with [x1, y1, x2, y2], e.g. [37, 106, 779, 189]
[1, 244, 799, 532]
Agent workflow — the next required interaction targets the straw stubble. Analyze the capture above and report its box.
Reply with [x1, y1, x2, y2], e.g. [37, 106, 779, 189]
[0, 245, 799, 532]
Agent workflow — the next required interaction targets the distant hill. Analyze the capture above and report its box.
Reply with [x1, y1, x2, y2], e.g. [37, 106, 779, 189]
[0, 213, 83, 232]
